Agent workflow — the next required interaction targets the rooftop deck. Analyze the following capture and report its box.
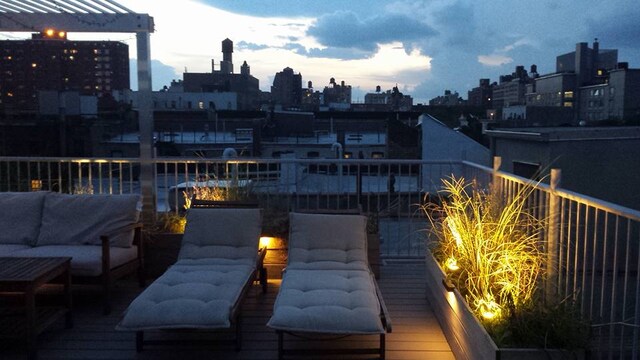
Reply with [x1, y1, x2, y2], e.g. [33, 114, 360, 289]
[3, 262, 454, 360]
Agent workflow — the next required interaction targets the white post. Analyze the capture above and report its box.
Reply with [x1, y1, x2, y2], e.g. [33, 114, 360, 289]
[136, 31, 156, 224]
[492, 156, 502, 195]
[545, 168, 562, 302]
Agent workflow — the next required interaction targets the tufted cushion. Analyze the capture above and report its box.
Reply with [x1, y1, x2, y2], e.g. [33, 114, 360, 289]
[36, 193, 141, 248]
[267, 269, 384, 334]
[116, 262, 255, 330]
[178, 207, 261, 263]
[287, 212, 369, 271]
[6, 245, 138, 276]
[0, 191, 47, 245]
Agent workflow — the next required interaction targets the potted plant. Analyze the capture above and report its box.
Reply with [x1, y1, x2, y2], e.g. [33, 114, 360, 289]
[259, 199, 290, 279]
[423, 176, 589, 360]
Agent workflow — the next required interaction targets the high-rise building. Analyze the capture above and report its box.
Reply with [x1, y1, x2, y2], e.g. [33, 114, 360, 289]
[467, 79, 493, 108]
[0, 31, 129, 112]
[271, 67, 302, 109]
[182, 38, 260, 110]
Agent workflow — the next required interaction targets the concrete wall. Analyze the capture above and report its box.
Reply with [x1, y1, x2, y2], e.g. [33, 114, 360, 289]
[490, 128, 640, 210]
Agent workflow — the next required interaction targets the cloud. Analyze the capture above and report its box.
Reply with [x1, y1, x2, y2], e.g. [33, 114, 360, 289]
[129, 59, 180, 91]
[586, 7, 640, 48]
[237, 41, 269, 51]
[477, 55, 513, 67]
[307, 11, 437, 53]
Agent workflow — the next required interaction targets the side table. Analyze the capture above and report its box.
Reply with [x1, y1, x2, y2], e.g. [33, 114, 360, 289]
[0, 257, 73, 359]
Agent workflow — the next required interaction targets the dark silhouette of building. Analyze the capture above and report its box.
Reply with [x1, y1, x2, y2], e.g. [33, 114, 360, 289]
[323, 78, 351, 108]
[182, 38, 260, 110]
[0, 31, 129, 112]
[271, 67, 302, 109]
[467, 79, 493, 108]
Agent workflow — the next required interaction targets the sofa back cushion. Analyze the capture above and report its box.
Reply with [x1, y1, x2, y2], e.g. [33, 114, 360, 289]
[0, 191, 47, 245]
[287, 212, 369, 271]
[178, 207, 261, 264]
[36, 193, 141, 247]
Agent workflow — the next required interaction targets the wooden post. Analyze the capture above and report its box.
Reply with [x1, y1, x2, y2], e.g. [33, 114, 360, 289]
[545, 168, 561, 303]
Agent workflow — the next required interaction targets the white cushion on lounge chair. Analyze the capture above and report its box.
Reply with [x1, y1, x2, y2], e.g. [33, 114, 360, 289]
[287, 212, 369, 271]
[6, 245, 138, 276]
[267, 269, 384, 334]
[178, 207, 261, 265]
[116, 262, 255, 330]
[118, 207, 262, 332]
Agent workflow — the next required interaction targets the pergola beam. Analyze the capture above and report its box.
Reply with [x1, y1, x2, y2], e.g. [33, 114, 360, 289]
[0, 0, 157, 222]
[0, 13, 153, 32]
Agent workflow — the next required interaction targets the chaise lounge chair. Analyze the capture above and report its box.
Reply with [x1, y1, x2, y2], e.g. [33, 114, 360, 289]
[116, 206, 266, 351]
[267, 212, 392, 359]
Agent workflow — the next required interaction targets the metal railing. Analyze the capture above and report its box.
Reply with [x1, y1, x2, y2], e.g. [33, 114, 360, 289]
[2, 155, 639, 357]
[464, 159, 640, 359]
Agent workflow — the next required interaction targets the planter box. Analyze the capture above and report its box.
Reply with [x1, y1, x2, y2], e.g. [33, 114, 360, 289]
[425, 253, 584, 360]
[145, 233, 182, 279]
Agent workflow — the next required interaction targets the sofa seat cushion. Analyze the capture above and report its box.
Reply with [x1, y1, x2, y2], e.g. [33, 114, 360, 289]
[6, 245, 138, 277]
[0, 244, 33, 256]
[36, 193, 141, 248]
[267, 269, 384, 334]
[116, 262, 255, 330]
[0, 191, 47, 245]
[287, 213, 369, 272]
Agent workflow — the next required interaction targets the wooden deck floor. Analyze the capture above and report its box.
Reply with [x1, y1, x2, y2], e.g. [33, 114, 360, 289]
[3, 262, 454, 360]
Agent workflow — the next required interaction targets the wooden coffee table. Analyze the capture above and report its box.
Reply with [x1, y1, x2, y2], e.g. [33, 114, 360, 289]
[0, 257, 73, 359]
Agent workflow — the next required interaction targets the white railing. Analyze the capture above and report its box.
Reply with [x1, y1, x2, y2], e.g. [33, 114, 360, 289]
[2, 156, 639, 357]
[464, 160, 640, 359]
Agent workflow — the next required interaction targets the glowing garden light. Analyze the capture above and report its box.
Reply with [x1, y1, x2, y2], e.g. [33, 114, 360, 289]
[445, 257, 460, 272]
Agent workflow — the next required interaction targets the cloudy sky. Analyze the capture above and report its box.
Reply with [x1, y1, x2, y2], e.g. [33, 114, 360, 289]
[4, 0, 639, 103]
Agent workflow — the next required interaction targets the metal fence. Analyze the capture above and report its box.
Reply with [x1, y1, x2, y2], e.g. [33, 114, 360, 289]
[2, 156, 639, 357]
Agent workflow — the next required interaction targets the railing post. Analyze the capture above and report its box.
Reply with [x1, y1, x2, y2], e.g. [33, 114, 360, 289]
[545, 168, 562, 303]
[492, 156, 502, 195]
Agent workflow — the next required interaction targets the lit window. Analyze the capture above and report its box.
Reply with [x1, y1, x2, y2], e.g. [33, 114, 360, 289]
[563, 91, 573, 99]
[343, 152, 352, 159]
[563, 102, 573, 108]
[31, 63, 37, 68]
[198, 101, 204, 109]
[69, 56, 74, 60]
[372, 152, 384, 159]
[597, 69, 604, 76]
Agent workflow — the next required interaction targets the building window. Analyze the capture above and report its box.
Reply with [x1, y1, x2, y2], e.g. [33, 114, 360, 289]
[563, 91, 573, 99]
[198, 101, 204, 109]
[371, 152, 384, 159]
[563, 102, 573, 108]
[343, 152, 353, 159]
[609, 87, 615, 96]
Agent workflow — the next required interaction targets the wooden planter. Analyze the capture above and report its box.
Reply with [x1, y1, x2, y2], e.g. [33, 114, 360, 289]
[425, 253, 584, 360]
[145, 233, 183, 279]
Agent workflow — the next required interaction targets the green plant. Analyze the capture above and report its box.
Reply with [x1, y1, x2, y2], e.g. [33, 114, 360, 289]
[424, 176, 544, 320]
[423, 176, 590, 349]
[485, 296, 590, 350]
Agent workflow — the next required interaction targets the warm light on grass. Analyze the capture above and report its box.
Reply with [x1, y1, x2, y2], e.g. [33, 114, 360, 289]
[425, 176, 545, 321]
[445, 257, 460, 272]
[259, 236, 275, 249]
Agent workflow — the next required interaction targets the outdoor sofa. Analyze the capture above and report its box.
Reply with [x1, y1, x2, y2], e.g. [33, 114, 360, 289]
[0, 191, 144, 314]
[267, 212, 392, 359]
[116, 206, 267, 351]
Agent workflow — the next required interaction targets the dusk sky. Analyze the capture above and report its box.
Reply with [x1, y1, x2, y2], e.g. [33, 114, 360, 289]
[5, 0, 639, 104]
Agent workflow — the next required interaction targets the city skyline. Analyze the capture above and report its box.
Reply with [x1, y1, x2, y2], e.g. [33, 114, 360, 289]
[2, 0, 639, 104]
